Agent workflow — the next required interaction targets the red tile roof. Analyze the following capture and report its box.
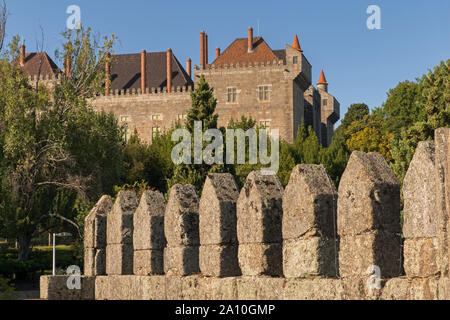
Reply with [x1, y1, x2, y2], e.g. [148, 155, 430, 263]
[212, 37, 281, 66]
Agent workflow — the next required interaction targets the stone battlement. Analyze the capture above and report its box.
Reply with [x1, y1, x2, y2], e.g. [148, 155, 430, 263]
[96, 85, 194, 99]
[40, 127, 450, 300]
[194, 59, 285, 72]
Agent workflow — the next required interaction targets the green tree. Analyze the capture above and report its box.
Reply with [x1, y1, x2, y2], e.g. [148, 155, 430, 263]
[382, 80, 425, 136]
[0, 29, 123, 260]
[167, 76, 228, 193]
[390, 60, 450, 182]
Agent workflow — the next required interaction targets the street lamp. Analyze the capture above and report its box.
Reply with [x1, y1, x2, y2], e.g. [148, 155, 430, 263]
[53, 232, 72, 276]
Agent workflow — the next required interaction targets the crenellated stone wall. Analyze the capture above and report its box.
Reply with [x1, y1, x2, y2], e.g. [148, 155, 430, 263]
[41, 128, 450, 300]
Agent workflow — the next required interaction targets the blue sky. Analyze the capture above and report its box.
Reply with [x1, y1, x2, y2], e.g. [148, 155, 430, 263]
[4, 0, 450, 123]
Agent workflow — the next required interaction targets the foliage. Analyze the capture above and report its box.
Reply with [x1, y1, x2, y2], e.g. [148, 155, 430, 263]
[0, 246, 80, 277]
[390, 60, 449, 182]
[0, 28, 124, 260]
[0, 276, 18, 300]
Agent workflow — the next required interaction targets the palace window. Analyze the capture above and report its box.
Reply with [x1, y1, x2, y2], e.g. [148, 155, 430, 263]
[293, 56, 298, 64]
[259, 120, 271, 129]
[152, 126, 161, 139]
[227, 87, 237, 103]
[258, 86, 270, 101]
[322, 99, 328, 106]
[152, 114, 161, 120]
[120, 115, 130, 122]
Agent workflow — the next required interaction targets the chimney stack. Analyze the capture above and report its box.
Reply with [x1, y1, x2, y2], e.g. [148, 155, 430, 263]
[205, 33, 208, 66]
[64, 42, 72, 77]
[200, 31, 205, 69]
[186, 58, 192, 78]
[216, 48, 220, 59]
[105, 52, 111, 95]
[248, 27, 254, 53]
[141, 50, 147, 93]
[166, 48, 172, 93]
[19, 44, 25, 66]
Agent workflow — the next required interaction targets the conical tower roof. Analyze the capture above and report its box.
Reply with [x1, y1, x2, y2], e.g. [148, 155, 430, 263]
[292, 34, 303, 52]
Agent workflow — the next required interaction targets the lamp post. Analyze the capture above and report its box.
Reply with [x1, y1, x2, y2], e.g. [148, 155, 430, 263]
[52, 232, 72, 276]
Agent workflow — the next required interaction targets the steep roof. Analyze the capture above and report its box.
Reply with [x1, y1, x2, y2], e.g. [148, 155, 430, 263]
[21, 52, 60, 77]
[109, 51, 193, 91]
[212, 37, 282, 66]
[292, 34, 303, 52]
[317, 70, 328, 85]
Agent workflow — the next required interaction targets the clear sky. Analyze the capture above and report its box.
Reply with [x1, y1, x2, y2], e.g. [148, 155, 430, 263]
[3, 0, 450, 123]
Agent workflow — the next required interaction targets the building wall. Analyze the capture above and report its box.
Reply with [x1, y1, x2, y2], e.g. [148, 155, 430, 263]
[91, 89, 192, 143]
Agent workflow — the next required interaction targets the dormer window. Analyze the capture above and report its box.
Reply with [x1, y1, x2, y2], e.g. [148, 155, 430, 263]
[293, 56, 299, 64]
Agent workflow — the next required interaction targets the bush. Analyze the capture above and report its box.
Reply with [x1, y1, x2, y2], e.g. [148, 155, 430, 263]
[0, 246, 82, 277]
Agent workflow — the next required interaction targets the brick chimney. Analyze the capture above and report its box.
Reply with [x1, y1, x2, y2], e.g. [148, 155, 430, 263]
[64, 41, 72, 77]
[105, 52, 111, 95]
[248, 27, 254, 53]
[200, 31, 205, 69]
[166, 48, 172, 93]
[216, 48, 220, 59]
[19, 43, 25, 66]
[141, 50, 147, 93]
[186, 58, 192, 78]
[205, 33, 208, 65]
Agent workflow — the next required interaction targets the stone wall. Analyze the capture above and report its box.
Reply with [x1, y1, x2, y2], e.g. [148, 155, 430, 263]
[41, 128, 450, 300]
[91, 89, 193, 144]
[194, 51, 311, 143]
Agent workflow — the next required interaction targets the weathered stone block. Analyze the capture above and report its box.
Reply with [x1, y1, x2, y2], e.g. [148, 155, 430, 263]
[199, 173, 239, 245]
[106, 191, 138, 245]
[403, 141, 438, 238]
[84, 248, 106, 276]
[165, 184, 199, 246]
[338, 151, 401, 236]
[340, 276, 383, 300]
[201, 277, 238, 300]
[380, 278, 410, 300]
[237, 171, 283, 244]
[435, 128, 450, 276]
[165, 275, 183, 300]
[84, 195, 111, 249]
[403, 238, 439, 277]
[106, 244, 133, 275]
[181, 275, 206, 300]
[283, 278, 343, 300]
[40, 276, 95, 300]
[164, 246, 200, 276]
[199, 245, 240, 277]
[133, 249, 164, 275]
[238, 243, 282, 276]
[236, 276, 285, 300]
[339, 231, 402, 278]
[141, 275, 166, 300]
[283, 237, 337, 278]
[283, 164, 337, 239]
[133, 190, 166, 250]
[409, 277, 439, 300]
